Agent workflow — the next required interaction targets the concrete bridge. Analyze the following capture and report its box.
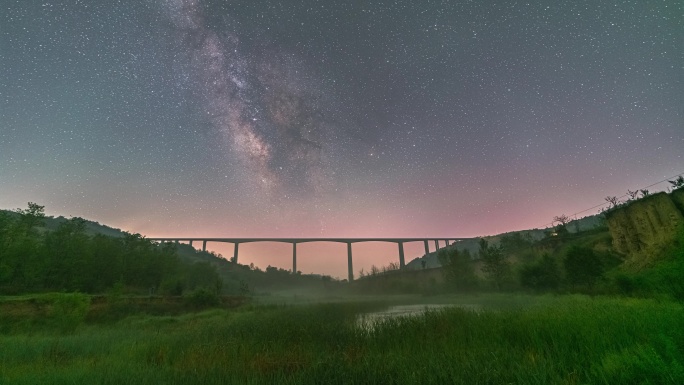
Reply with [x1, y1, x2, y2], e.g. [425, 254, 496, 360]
[147, 237, 471, 281]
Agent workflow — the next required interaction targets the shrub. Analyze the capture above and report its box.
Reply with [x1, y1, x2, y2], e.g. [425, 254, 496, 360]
[107, 280, 125, 303]
[51, 292, 90, 333]
[160, 278, 185, 296]
[438, 248, 478, 291]
[480, 240, 510, 290]
[564, 246, 604, 289]
[519, 253, 561, 291]
[185, 288, 220, 308]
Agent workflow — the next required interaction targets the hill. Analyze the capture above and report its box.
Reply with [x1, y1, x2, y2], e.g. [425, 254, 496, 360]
[405, 213, 604, 270]
[0, 206, 342, 296]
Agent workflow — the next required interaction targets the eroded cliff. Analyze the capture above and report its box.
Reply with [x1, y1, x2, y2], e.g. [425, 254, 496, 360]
[606, 190, 684, 269]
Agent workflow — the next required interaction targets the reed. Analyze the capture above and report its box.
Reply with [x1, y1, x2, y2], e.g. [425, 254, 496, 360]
[1, 295, 682, 384]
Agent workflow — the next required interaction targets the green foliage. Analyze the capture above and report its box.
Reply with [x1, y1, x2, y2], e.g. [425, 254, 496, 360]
[554, 223, 569, 236]
[595, 213, 608, 230]
[600, 344, 684, 384]
[160, 279, 185, 296]
[564, 246, 604, 289]
[51, 292, 90, 333]
[238, 280, 250, 295]
[519, 253, 561, 291]
[15, 202, 46, 231]
[0, 296, 683, 384]
[611, 237, 684, 301]
[438, 248, 477, 291]
[184, 262, 222, 293]
[184, 288, 220, 308]
[222, 260, 343, 294]
[479, 239, 510, 290]
[0, 203, 223, 295]
[107, 280, 125, 306]
[499, 232, 533, 254]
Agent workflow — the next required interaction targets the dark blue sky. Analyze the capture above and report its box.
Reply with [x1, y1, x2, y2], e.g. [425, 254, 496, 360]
[1, 0, 682, 276]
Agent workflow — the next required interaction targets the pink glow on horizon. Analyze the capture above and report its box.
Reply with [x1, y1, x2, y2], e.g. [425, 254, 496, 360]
[174, 239, 440, 280]
[2, 168, 681, 279]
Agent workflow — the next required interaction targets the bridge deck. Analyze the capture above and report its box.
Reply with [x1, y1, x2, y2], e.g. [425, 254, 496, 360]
[147, 237, 472, 281]
[148, 237, 470, 244]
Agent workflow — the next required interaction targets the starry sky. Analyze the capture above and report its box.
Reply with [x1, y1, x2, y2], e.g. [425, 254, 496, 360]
[1, 0, 682, 278]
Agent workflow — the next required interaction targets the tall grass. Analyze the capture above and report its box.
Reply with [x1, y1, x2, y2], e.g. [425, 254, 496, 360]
[1, 295, 682, 384]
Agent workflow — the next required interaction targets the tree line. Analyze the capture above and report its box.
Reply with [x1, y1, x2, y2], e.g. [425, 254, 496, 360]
[0, 203, 221, 295]
[438, 231, 614, 293]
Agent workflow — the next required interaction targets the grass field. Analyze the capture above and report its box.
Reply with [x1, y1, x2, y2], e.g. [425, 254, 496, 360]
[1, 294, 683, 384]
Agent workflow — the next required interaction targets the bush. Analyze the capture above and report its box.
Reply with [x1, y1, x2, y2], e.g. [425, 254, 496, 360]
[160, 279, 185, 296]
[614, 273, 638, 295]
[184, 288, 220, 308]
[480, 241, 510, 290]
[51, 292, 90, 333]
[519, 253, 561, 291]
[613, 259, 684, 301]
[438, 248, 478, 291]
[107, 280, 125, 303]
[564, 246, 604, 289]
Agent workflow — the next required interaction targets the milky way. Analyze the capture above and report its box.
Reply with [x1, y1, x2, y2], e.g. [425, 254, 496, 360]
[162, 0, 336, 200]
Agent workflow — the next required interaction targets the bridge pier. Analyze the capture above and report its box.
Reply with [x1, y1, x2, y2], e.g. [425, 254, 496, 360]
[347, 242, 353, 282]
[398, 242, 405, 268]
[146, 237, 471, 279]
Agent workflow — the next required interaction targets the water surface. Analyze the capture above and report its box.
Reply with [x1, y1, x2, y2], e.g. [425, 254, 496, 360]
[357, 303, 481, 329]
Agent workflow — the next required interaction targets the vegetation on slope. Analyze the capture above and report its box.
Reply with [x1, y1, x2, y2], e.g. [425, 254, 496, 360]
[0, 202, 343, 297]
[0, 203, 221, 295]
[355, 188, 684, 302]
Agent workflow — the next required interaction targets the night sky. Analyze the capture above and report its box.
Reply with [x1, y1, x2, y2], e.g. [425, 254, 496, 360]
[1, 0, 682, 277]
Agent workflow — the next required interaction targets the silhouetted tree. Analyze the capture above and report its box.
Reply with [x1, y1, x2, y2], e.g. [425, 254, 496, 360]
[605, 196, 620, 209]
[370, 265, 380, 276]
[478, 238, 489, 257]
[626, 190, 639, 200]
[386, 262, 400, 271]
[669, 176, 684, 190]
[15, 202, 45, 231]
[552, 214, 571, 236]
[0, 203, 45, 292]
[553, 214, 570, 227]
[499, 232, 533, 254]
[479, 239, 509, 290]
[438, 248, 477, 291]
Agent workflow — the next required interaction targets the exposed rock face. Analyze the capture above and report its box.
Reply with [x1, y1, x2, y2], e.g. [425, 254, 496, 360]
[606, 192, 684, 266]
